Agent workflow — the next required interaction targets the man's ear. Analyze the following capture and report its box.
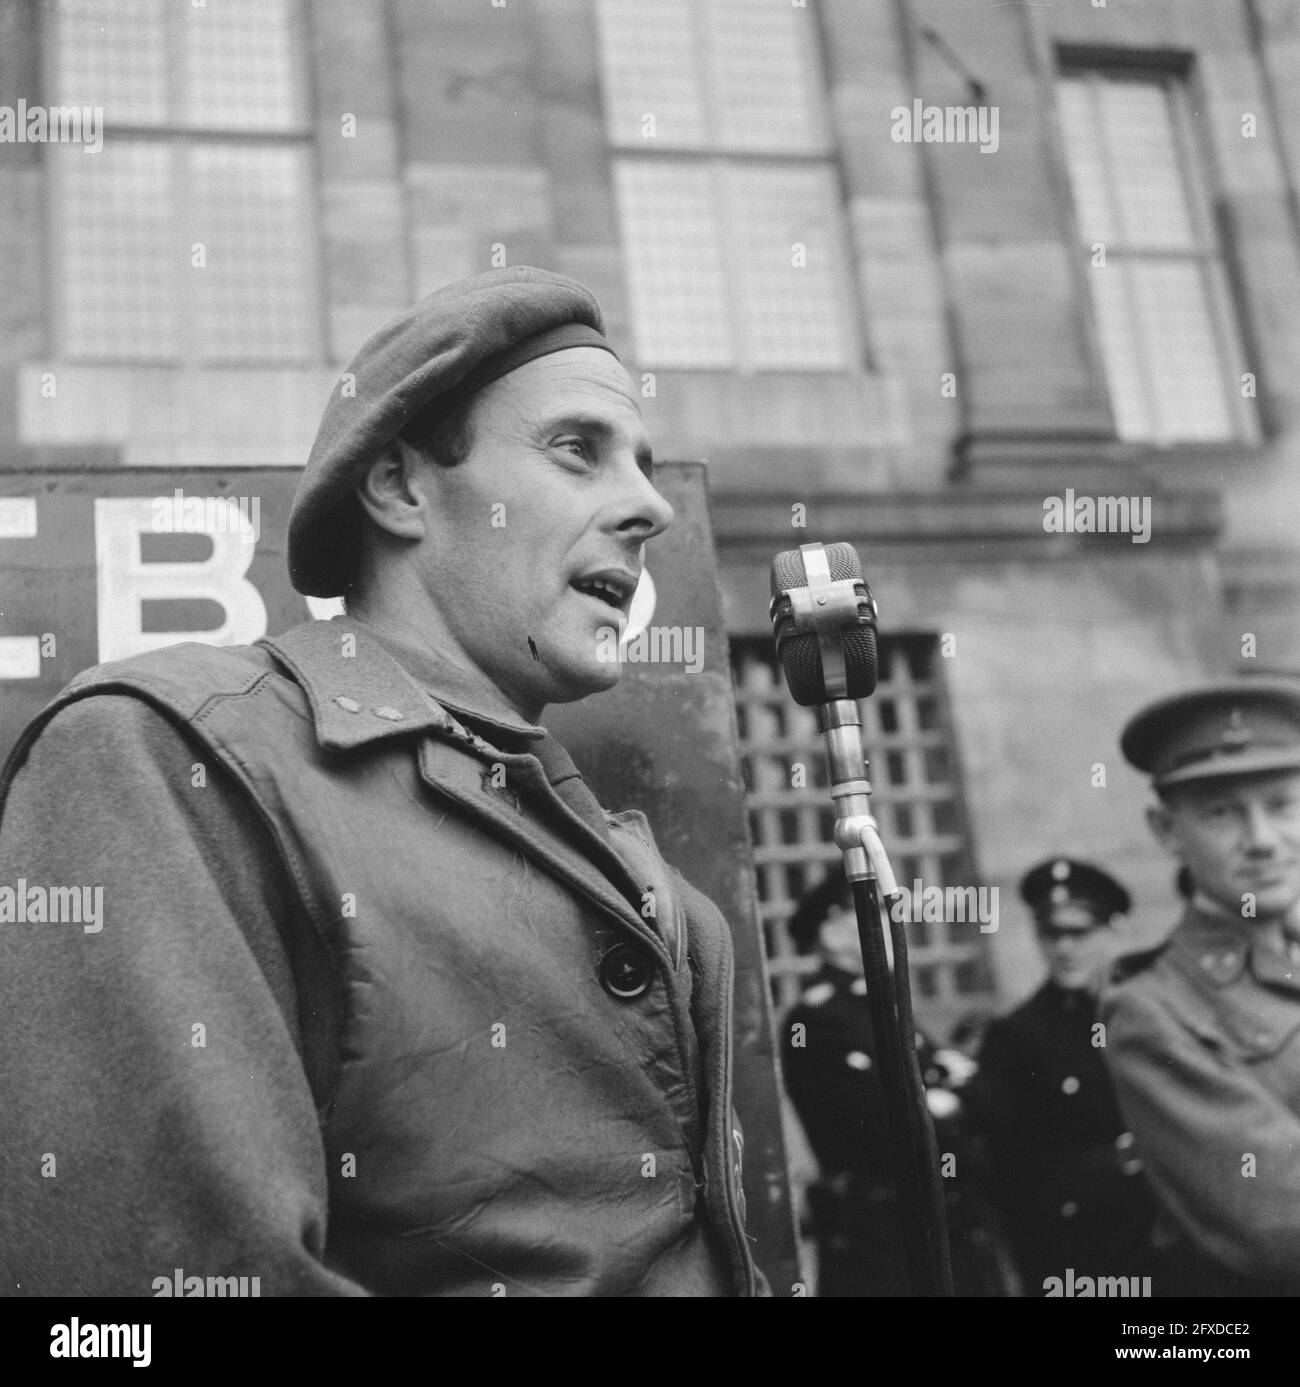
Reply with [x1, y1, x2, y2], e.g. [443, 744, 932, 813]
[355, 438, 434, 541]
[1145, 799, 1183, 859]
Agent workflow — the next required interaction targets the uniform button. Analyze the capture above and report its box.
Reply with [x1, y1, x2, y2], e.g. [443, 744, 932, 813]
[1116, 1131, 1135, 1151]
[599, 942, 655, 1000]
[845, 1051, 872, 1071]
[1061, 1201, 1079, 1218]
[1061, 1076, 1081, 1095]
[372, 705, 405, 721]
[334, 696, 361, 713]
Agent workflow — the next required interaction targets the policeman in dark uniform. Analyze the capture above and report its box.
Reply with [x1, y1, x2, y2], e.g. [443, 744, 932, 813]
[964, 859, 1157, 1294]
[780, 871, 964, 1295]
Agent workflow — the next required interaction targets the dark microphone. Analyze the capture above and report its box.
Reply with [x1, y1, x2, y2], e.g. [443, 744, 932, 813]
[767, 539, 954, 1295]
[769, 542, 879, 706]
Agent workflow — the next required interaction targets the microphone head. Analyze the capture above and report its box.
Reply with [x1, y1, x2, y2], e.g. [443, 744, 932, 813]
[769, 542, 879, 705]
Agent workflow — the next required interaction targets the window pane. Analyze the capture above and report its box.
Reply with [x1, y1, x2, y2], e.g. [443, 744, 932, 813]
[705, 0, 825, 153]
[189, 145, 316, 361]
[1086, 261, 1152, 440]
[596, 0, 706, 148]
[182, 0, 301, 130]
[55, 141, 177, 359]
[727, 164, 850, 369]
[54, 0, 168, 125]
[1129, 260, 1234, 441]
[1098, 78, 1195, 250]
[614, 160, 734, 367]
[1057, 76, 1116, 244]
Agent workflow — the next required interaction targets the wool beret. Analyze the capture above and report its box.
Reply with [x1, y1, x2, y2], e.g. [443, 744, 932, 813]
[288, 266, 616, 597]
[1121, 677, 1300, 789]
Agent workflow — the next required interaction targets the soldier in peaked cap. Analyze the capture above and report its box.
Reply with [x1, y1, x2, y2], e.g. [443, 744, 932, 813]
[963, 858, 1157, 1294]
[1101, 678, 1300, 1295]
[0, 268, 764, 1296]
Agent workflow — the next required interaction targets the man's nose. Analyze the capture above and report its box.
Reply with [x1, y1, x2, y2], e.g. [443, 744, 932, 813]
[614, 462, 675, 540]
[1242, 803, 1283, 852]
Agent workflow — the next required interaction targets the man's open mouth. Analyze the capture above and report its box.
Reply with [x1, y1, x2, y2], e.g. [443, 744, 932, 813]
[571, 570, 636, 611]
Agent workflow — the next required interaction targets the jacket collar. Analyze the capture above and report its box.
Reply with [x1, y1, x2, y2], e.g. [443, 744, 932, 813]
[260, 616, 545, 754]
[1170, 902, 1300, 992]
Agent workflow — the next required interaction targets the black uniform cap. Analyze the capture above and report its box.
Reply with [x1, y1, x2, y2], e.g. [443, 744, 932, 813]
[1020, 858, 1130, 930]
[786, 869, 853, 954]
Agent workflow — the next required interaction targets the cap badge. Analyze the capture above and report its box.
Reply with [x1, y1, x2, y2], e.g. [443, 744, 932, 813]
[1222, 707, 1251, 752]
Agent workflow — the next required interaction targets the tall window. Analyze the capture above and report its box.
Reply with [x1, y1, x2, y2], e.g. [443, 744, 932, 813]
[596, 0, 856, 371]
[1057, 64, 1254, 444]
[731, 636, 992, 1034]
[49, 0, 317, 364]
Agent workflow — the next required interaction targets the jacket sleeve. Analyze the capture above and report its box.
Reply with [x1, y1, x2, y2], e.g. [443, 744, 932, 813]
[0, 694, 368, 1296]
[1101, 980, 1300, 1291]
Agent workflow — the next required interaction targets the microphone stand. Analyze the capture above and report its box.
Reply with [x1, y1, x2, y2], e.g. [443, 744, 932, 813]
[822, 696, 953, 1295]
[773, 540, 953, 1294]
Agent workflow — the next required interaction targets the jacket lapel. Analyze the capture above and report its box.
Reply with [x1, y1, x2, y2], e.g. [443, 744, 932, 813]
[1250, 938, 1300, 995]
[415, 738, 666, 953]
[263, 618, 669, 953]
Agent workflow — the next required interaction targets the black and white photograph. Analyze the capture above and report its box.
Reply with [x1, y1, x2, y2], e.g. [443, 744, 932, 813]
[0, 0, 1297, 1358]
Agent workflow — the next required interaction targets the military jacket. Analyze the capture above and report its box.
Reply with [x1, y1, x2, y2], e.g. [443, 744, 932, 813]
[0, 617, 760, 1296]
[1102, 904, 1300, 1295]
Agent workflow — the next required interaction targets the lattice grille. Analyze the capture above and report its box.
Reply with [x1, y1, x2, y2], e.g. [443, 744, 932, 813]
[730, 635, 993, 1033]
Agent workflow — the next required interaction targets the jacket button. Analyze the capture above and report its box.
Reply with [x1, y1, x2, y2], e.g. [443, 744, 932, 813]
[372, 705, 405, 721]
[599, 942, 655, 1000]
[334, 696, 361, 713]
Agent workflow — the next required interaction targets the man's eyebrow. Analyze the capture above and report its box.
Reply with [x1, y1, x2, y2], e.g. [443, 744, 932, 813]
[539, 412, 655, 473]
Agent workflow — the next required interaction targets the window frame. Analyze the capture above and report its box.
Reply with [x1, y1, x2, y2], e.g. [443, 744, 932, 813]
[42, 0, 323, 369]
[1055, 52, 1258, 447]
[596, 0, 861, 375]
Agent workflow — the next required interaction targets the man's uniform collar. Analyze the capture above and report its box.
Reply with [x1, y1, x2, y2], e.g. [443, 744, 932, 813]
[1173, 900, 1300, 992]
[260, 616, 545, 754]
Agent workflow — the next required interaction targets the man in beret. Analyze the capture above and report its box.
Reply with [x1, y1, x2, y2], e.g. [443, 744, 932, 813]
[963, 859, 1156, 1294]
[1102, 678, 1300, 1295]
[0, 267, 762, 1296]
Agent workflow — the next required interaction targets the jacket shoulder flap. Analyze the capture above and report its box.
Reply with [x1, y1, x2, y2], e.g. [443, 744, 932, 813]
[1, 642, 280, 800]
[1108, 939, 1172, 988]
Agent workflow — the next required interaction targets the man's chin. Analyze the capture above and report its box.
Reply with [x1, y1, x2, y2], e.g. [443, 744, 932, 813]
[541, 657, 623, 705]
[1251, 884, 1300, 921]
